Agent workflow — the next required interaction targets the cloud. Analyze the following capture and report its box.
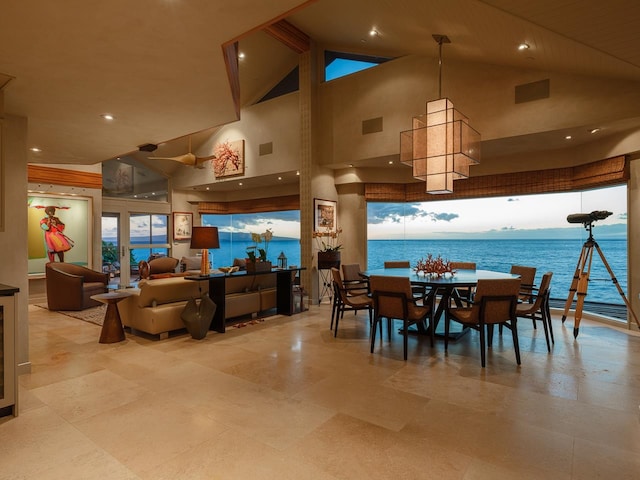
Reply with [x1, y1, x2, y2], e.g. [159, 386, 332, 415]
[367, 203, 458, 223]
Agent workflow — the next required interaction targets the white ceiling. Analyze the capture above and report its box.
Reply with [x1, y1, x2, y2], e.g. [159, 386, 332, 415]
[2, 0, 640, 173]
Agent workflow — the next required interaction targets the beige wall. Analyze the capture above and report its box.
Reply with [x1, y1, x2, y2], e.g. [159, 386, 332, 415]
[1, 114, 30, 372]
[172, 93, 302, 193]
[317, 54, 640, 168]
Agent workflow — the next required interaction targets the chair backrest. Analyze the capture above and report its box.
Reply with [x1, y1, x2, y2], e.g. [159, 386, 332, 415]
[450, 261, 476, 270]
[510, 265, 536, 287]
[384, 260, 410, 268]
[369, 275, 413, 320]
[342, 263, 362, 282]
[510, 265, 537, 301]
[472, 278, 521, 324]
[331, 267, 346, 299]
[533, 271, 553, 308]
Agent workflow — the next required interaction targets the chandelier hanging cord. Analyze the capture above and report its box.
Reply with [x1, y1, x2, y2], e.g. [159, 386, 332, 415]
[433, 34, 450, 100]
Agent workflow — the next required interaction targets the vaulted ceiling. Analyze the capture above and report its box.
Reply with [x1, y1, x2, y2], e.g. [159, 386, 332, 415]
[1, 0, 639, 172]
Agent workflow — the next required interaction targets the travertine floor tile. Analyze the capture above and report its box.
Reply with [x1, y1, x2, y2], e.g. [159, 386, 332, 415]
[2, 304, 639, 479]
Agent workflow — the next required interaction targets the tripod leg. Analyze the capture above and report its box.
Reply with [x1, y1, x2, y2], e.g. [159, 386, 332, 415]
[562, 244, 588, 324]
[594, 243, 640, 330]
[572, 244, 594, 338]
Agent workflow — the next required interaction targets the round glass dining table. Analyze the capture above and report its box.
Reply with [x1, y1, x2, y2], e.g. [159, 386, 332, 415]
[361, 268, 520, 339]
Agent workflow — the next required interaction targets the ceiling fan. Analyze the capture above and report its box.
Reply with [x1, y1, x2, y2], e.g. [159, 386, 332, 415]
[148, 136, 215, 167]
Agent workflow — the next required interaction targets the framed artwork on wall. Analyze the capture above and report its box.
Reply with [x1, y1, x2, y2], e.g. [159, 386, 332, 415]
[173, 212, 193, 241]
[27, 194, 93, 276]
[314, 198, 337, 233]
[213, 139, 245, 178]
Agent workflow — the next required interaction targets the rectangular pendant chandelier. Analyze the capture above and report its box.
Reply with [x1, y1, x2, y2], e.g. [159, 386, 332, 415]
[400, 97, 481, 194]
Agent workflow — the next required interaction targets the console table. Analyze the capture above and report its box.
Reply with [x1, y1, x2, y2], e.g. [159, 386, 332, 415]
[186, 267, 305, 333]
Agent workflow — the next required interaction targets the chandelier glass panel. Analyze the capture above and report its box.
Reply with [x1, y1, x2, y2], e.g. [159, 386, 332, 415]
[400, 36, 481, 194]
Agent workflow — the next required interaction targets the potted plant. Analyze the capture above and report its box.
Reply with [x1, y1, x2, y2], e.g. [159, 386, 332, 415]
[246, 228, 273, 273]
[313, 226, 343, 269]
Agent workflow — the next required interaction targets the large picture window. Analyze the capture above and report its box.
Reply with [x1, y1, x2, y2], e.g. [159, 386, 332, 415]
[202, 211, 300, 269]
[367, 185, 627, 314]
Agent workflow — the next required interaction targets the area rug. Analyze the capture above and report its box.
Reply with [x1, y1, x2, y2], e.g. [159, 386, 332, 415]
[230, 317, 268, 329]
[35, 303, 106, 326]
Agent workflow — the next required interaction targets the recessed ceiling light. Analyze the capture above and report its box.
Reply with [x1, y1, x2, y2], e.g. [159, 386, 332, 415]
[388, 160, 393, 164]
[238, 52, 245, 59]
[590, 128, 601, 134]
[518, 43, 529, 51]
[296, 171, 300, 176]
[239, 182, 243, 186]
[278, 176, 282, 180]
[369, 28, 379, 37]
[101, 113, 115, 120]
[30, 147, 41, 152]
[565, 135, 572, 140]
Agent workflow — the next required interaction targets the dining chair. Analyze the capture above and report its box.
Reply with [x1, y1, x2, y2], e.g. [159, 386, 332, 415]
[383, 260, 427, 300]
[331, 267, 373, 337]
[516, 271, 554, 352]
[341, 263, 369, 296]
[449, 261, 477, 306]
[369, 275, 433, 360]
[510, 265, 537, 303]
[450, 261, 476, 270]
[445, 278, 521, 367]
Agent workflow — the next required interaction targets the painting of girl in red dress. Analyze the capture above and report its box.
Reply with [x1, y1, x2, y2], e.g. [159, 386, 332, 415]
[40, 206, 74, 262]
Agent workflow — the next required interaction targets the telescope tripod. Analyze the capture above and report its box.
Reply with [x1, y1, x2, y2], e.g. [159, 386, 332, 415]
[562, 223, 639, 338]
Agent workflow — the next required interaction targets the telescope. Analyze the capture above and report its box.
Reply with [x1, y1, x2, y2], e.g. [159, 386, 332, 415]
[566, 210, 612, 225]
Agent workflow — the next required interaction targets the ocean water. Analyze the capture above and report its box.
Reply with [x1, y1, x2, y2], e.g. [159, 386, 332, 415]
[368, 238, 628, 305]
[113, 237, 628, 305]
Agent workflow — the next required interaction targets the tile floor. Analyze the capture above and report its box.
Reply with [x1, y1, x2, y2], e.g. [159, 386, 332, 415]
[1, 304, 640, 479]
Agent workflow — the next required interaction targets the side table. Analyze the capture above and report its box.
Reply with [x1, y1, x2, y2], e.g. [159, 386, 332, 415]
[90, 291, 134, 343]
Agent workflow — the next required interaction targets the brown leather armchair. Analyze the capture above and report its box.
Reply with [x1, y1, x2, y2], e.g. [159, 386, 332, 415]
[45, 262, 109, 311]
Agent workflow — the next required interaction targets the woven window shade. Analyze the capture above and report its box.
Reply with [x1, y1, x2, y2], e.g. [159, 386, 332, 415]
[198, 195, 300, 214]
[366, 156, 627, 202]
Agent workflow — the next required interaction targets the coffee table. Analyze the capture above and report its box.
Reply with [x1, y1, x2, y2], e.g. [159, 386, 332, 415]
[90, 291, 134, 343]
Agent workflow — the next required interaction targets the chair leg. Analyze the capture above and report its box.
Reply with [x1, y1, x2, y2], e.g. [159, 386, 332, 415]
[429, 317, 434, 348]
[444, 313, 450, 351]
[511, 319, 521, 365]
[487, 324, 494, 348]
[479, 323, 486, 368]
[403, 319, 409, 361]
[540, 312, 551, 353]
[334, 307, 342, 337]
[545, 298, 555, 344]
[370, 316, 378, 353]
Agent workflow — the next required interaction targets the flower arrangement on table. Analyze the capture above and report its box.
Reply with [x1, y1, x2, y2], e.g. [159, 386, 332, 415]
[414, 254, 455, 277]
[312, 226, 343, 252]
[246, 228, 273, 263]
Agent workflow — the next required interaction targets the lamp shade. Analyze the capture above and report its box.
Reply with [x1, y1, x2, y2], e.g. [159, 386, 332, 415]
[190, 226, 220, 249]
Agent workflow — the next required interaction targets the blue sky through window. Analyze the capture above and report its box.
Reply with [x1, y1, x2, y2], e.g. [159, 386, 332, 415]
[326, 58, 378, 81]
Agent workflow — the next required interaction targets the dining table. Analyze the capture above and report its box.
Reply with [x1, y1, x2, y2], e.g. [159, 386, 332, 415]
[361, 268, 520, 340]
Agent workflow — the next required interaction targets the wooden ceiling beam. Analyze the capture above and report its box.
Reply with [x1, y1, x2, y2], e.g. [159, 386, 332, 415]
[263, 19, 310, 54]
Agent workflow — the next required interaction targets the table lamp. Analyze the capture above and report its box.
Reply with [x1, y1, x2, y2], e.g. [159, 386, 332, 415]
[190, 226, 220, 275]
